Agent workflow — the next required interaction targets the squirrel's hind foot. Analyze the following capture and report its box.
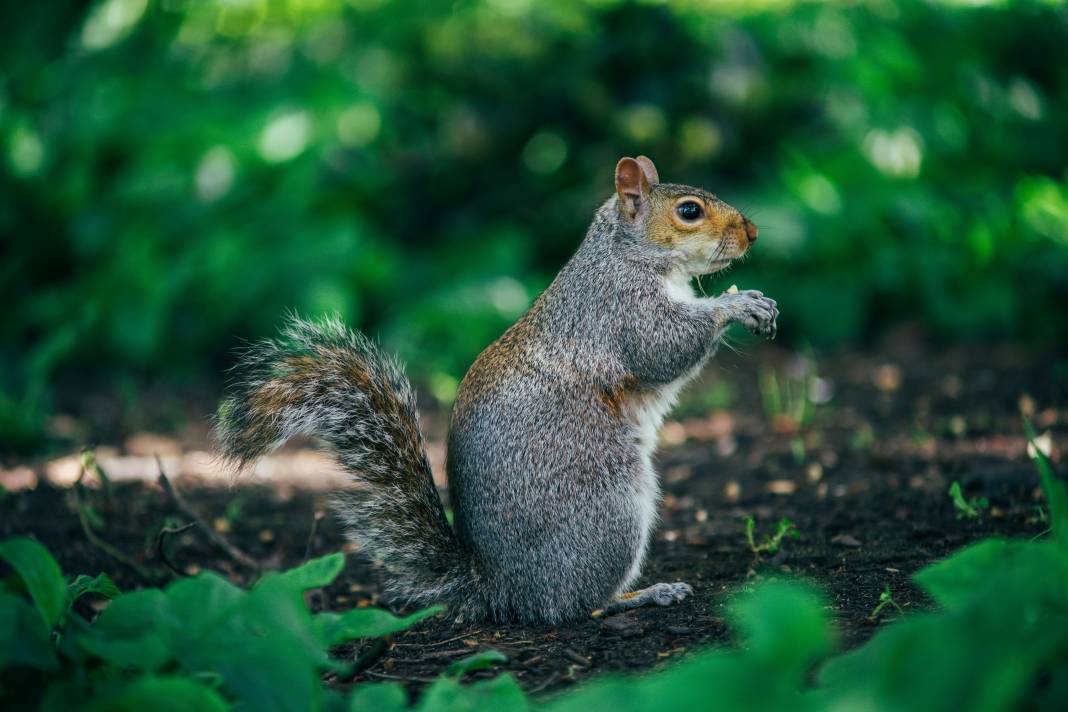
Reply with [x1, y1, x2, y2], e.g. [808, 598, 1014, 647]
[601, 582, 693, 615]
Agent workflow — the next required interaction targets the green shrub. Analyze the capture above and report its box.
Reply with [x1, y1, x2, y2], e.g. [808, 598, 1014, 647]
[3, 0, 1068, 451]
[0, 542, 523, 710]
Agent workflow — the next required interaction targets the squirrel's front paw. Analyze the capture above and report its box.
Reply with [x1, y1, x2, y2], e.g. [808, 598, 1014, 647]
[720, 289, 779, 339]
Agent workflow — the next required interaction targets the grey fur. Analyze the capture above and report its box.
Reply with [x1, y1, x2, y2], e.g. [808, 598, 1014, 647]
[448, 196, 776, 623]
[215, 179, 777, 624]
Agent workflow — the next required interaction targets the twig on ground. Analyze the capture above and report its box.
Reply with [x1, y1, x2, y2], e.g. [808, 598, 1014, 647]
[155, 455, 264, 573]
[561, 648, 590, 667]
[303, 510, 325, 563]
[420, 648, 482, 659]
[353, 637, 390, 673]
[527, 672, 561, 694]
[156, 521, 197, 576]
[393, 629, 482, 648]
[70, 466, 154, 579]
[364, 670, 439, 684]
[331, 637, 391, 683]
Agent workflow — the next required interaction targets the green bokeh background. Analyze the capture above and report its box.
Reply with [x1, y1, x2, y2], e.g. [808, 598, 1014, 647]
[3, 0, 1068, 453]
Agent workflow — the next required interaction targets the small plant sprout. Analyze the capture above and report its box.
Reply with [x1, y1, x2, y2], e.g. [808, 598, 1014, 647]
[1023, 417, 1066, 546]
[745, 516, 800, 558]
[1027, 505, 1048, 527]
[948, 481, 988, 520]
[79, 448, 113, 499]
[868, 586, 905, 621]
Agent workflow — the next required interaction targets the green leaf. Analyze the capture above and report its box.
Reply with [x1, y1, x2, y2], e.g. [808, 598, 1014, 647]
[69, 573, 121, 606]
[1034, 661, 1068, 712]
[87, 675, 230, 712]
[165, 572, 245, 638]
[0, 537, 67, 629]
[824, 537, 1068, 711]
[914, 538, 1012, 607]
[79, 589, 176, 671]
[315, 605, 443, 646]
[175, 575, 330, 712]
[727, 580, 833, 675]
[1024, 419, 1068, 549]
[418, 674, 527, 712]
[0, 590, 60, 671]
[349, 682, 409, 711]
[446, 650, 508, 678]
[277, 552, 346, 591]
[548, 582, 833, 712]
[915, 538, 1068, 609]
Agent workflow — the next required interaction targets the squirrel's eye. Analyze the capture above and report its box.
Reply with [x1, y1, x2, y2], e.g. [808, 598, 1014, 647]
[676, 201, 703, 222]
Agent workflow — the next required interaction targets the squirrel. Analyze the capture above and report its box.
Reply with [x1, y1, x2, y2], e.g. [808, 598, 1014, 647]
[213, 156, 778, 624]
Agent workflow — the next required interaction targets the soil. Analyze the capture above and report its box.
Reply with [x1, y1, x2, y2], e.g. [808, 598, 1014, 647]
[2, 340, 1064, 700]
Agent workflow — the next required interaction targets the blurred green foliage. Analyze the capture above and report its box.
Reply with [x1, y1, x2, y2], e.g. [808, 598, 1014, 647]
[3, 0, 1068, 452]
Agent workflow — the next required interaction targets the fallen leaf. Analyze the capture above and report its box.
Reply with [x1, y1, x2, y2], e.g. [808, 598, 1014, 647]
[873, 364, 902, 392]
[831, 534, 862, 547]
[767, 480, 797, 495]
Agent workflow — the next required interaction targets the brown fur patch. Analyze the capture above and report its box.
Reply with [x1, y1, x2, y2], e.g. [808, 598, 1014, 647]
[597, 374, 641, 418]
[250, 377, 302, 416]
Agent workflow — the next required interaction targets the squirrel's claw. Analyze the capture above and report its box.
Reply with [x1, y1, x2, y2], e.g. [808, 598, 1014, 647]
[723, 289, 778, 340]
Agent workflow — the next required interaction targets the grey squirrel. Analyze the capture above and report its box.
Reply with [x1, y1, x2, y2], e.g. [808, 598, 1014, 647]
[213, 156, 778, 624]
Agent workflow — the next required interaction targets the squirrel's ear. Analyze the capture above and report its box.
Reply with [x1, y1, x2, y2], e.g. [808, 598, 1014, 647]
[615, 157, 651, 221]
[635, 156, 659, 186]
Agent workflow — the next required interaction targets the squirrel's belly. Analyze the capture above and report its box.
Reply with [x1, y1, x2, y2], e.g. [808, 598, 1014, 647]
[616, 364, 705, 591]
[627, 363, 704, 454]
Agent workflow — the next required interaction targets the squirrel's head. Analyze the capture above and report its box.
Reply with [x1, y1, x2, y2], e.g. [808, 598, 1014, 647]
[614, 156, 758, 275]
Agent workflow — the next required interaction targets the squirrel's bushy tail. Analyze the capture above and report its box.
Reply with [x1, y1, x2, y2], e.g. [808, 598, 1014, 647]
[213, 314, 472, 608]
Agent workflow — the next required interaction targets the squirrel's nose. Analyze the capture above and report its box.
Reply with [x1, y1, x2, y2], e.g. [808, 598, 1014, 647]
[743, 218, 758, 244]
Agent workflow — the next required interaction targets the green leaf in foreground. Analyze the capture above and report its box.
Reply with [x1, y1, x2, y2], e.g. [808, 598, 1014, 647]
[315, 604, 443, 646]
[418, 674, 527, 712]
[348, 682, 409, 712]
[821, 539, 1068, 711]
[0, 537, 67, 629]
[548, 581, 831, 712]
[68, 573, 121, 606]
[175, 574, 331, 712]
[445, 649, 508, 677]
[78, 588, 176, 671]
[730, 581, 833, 673]
[278, 552, 346, 591]
[87, 675, 229, 712]
[164, 571, 245, 640]
[0, 590, 60, 671]
[1024, 419, 1068, 548]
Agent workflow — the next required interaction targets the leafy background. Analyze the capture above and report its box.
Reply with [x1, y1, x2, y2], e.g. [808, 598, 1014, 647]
[3, 0, 1068, 453]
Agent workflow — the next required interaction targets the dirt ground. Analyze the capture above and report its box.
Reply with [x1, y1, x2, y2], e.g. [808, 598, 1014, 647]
[2, 338, 1064, 699]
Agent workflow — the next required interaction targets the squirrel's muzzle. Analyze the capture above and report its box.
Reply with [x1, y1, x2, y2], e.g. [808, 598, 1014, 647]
[743, 218, 758, 244]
